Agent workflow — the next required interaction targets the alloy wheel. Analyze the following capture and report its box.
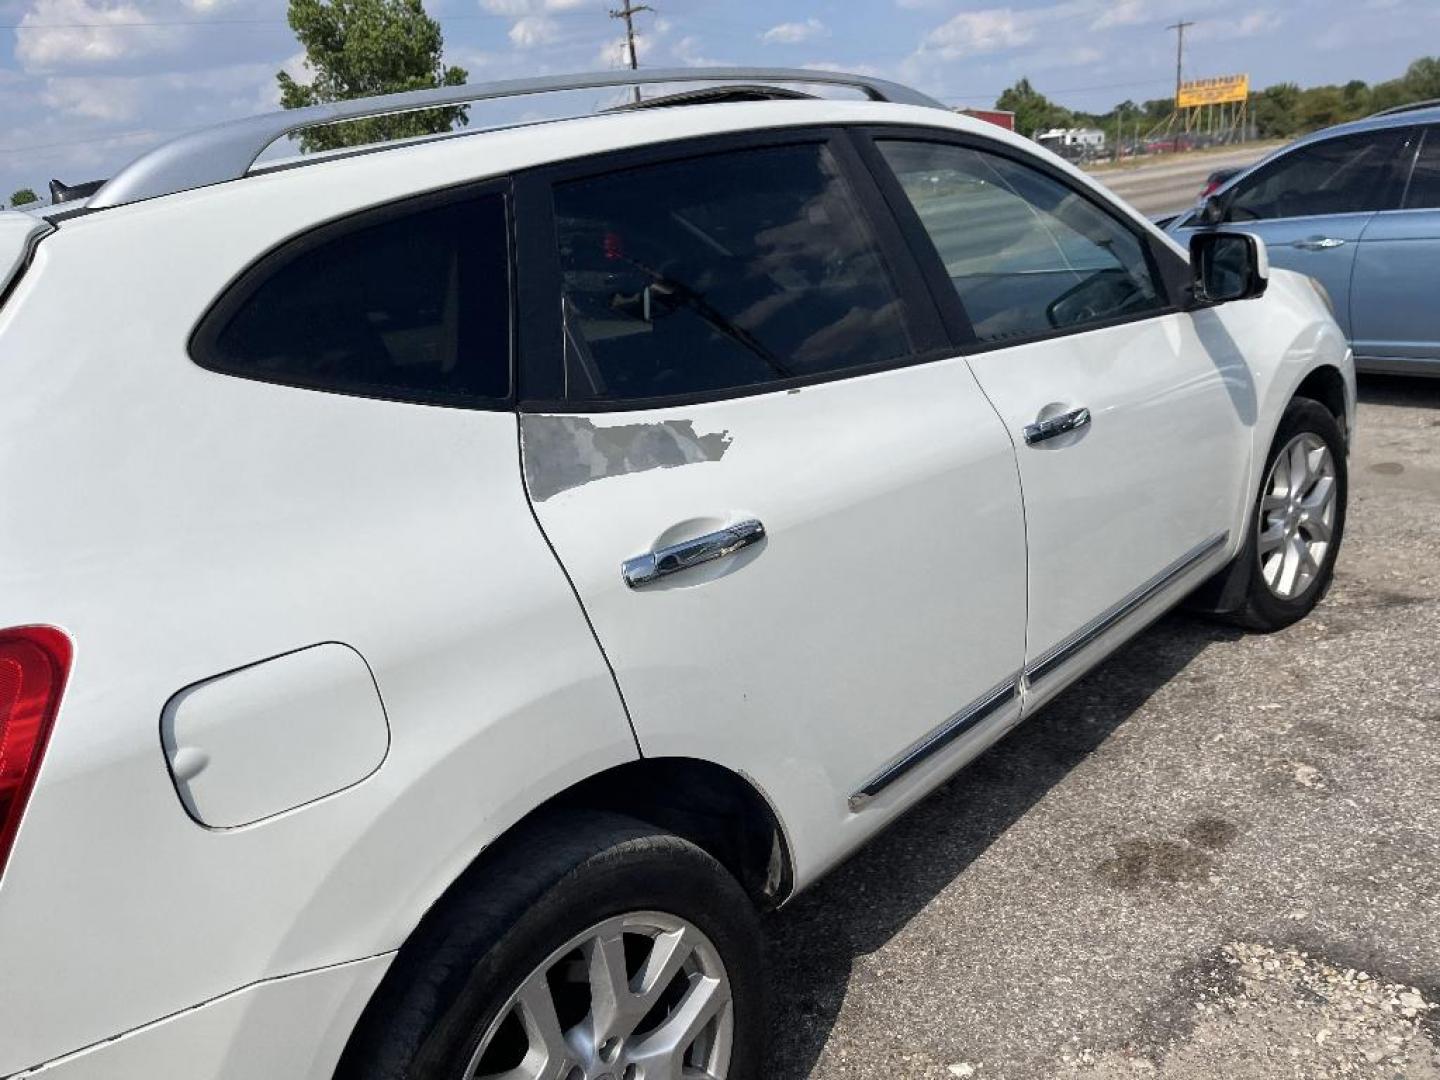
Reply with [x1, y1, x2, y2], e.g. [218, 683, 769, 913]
[1257, 432, 1337, 601]
[463, 911, 733, 1080]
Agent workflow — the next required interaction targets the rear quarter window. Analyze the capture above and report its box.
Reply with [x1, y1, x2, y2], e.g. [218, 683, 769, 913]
[192, 192, 511, 407]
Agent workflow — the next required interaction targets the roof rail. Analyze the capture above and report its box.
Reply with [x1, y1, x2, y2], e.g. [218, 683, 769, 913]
[88, 67, 942, 210]
[1368, 98, 1440, 118]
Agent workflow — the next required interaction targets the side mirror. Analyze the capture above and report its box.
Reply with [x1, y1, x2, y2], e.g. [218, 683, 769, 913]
[1189, 231, 1269, 306]
[1196, 194, 1225, 226]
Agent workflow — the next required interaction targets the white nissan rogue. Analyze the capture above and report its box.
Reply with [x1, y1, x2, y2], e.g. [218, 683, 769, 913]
[0, 68, 1353, 1080]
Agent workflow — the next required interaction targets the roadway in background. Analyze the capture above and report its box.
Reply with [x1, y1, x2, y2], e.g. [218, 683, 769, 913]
[1086, 143, 1281, 216]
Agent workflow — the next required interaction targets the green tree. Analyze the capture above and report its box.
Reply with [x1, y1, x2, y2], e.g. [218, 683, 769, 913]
[1254, 82, 1303, 138]
[1340, 79, 1370, 116]
[9, 188, 38, 207]
[1297, 85, 1346, 130]
[995, 78, 1073, 137]
[1401, 56, 1440, 100]
[278, 0, 467, 153]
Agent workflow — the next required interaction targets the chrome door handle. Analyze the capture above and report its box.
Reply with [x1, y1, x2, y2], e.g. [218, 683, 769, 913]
[1024, 407, 1091, 445]
[622, 519, 766, 589]
[1292, 236, 1345, 251]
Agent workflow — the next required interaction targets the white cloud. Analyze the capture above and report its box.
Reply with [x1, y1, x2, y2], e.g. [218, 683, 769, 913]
[480, 0, 589, 11]
[671, 34, 728, 67]
[509, 14, 559, 47]
[760, 17, 828, 45]
[15, 0, 188, 71]
[1090, 0, 1149, 28]
[1192, 8, 1283, 42]
[40, 76, 144, 122]
[922, 7, 1037, 58]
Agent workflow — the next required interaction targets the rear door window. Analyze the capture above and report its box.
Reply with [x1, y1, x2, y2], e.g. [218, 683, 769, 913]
[193, 192, 510, 406]
[1225, 131, 1407, 221]
[551, 142, 916, 402]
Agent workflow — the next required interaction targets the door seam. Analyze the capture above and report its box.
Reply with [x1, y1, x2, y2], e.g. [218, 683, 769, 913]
[512, 413, 645, 758]
[956, 357, 1034, 704]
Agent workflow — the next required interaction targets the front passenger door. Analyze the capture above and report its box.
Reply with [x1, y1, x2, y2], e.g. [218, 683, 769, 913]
[868, 134, 1249, 707]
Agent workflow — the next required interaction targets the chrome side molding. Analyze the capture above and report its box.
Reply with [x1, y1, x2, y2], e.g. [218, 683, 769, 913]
[1025, 531, 1229, 686]
[847, 530, 1230, 812]
[848, 677, 1020, 810]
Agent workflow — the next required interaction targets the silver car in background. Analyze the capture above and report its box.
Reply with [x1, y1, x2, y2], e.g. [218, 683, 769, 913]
[1170, 102, 1440, 376]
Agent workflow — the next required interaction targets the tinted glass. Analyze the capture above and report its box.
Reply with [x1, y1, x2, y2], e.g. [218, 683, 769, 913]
[878, 140, 1166, 343]
[1226, 131, 1404, 221]
[1404, 128, 1440, 209]
[199, 194, 510, 405]
[552, 143, 913, 401]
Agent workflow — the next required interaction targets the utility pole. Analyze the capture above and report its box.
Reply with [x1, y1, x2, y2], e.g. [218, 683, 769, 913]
[610, 1, 653, 104]
[1166, 19, 1194, 151]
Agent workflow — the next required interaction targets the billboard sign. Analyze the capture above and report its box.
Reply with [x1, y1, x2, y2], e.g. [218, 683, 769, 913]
[1177, 74, 1249, 108]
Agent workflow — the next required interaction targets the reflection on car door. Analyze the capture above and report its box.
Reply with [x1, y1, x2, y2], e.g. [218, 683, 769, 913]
[867, 132, 1249, 710]
[1351, 125, 1440, 372]
[1207, 128, 1410, 339]
[515, 133, 1028, 882]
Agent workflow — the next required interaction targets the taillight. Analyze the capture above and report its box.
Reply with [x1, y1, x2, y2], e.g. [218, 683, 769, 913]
[0, 626, 71, 879]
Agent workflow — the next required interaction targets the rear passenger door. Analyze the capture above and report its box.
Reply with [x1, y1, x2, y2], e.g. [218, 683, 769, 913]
[1351, 125, 1440, 369]
[515, 131, 1028, 876]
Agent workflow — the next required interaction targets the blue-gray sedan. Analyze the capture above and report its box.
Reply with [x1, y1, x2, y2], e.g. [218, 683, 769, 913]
[1169, 103, 1440, 376]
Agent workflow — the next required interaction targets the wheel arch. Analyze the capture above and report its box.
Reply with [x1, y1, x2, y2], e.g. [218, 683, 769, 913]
[1293, 363, 1349, 435]
[1191, 363, 1352, 617]
[331, 757, 791, 1075]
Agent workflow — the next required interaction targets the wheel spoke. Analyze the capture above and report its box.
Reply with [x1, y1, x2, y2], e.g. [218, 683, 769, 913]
[1277, 534, 1305, 597]
[1257, 520, 1287, 556]
[628, 974, 730, 1078]
[1298, 512, 1331, 544]
[634, 925, 698, 1010]
[1261, 548, 1283, 590]
[509, 977, 574, 1080]
[1302, 474, 1335, 515]
[1288, 441, 1309, 497]
[585, 929, 637, 1043]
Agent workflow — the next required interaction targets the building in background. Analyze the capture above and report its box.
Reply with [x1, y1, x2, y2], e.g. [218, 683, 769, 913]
[957, 108, 1016, 132]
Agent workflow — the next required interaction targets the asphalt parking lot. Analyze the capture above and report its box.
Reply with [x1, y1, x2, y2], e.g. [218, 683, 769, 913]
[765, 376, 1440, 1079]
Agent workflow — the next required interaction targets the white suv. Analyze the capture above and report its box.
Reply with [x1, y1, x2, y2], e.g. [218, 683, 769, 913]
[0, 68, 1353, 1080]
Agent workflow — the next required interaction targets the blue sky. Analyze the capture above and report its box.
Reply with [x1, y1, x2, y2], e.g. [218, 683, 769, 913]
[1, 0, 1436, 201]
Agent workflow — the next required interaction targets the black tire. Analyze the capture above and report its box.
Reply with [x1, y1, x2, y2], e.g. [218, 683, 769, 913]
[1223, 396, 1348, 632]
[335, 811, 767, 1080]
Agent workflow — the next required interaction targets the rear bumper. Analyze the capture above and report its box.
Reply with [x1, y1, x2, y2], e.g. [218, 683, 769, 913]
[10, 954, 391, 1080]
